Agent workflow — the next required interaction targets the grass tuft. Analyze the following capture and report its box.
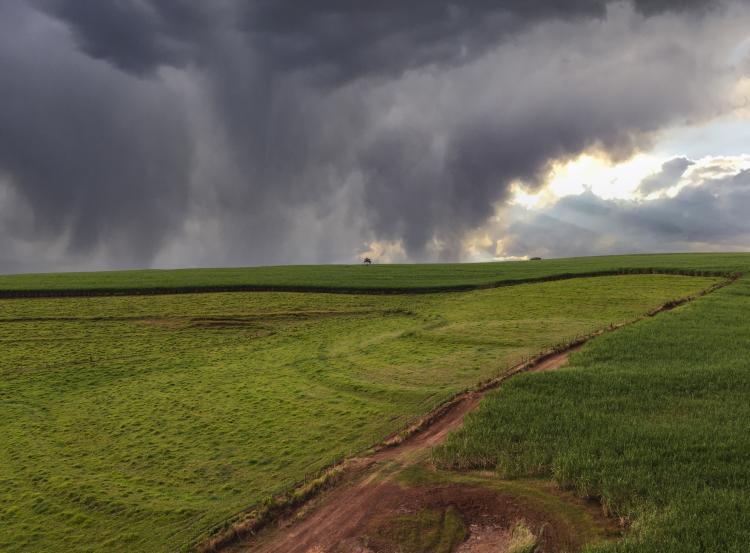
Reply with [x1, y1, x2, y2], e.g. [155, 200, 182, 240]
[507, 520, 540, 553]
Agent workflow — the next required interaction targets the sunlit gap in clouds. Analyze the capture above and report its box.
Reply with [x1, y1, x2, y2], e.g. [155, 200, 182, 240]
[511, 116, 750, 211]
[510, 153, 664, 210]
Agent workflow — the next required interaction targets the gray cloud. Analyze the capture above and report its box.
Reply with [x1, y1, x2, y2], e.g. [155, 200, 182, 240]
[0, 2, 193, 269]
[0, 0, 747, 271]
[638, 157, 695, 195]
[495, 168, 750, 259]
[42, 1, 716, 79]
[37, 0, 219, 74]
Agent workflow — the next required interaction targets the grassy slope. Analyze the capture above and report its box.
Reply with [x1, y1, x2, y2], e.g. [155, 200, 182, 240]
[0, 252, 746, 294]
[435, 270, 750, 552]
[0, 274, 713, 552]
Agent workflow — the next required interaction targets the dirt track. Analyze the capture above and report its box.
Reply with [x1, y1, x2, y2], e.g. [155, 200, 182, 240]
[224, 348, 583, 553]
[372, 344, 581, 463]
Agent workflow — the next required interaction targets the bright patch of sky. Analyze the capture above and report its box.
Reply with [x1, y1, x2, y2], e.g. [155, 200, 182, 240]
[654, 117, 750, 160]
[511, 114, 750, 210]
[511, 153, 664, 208]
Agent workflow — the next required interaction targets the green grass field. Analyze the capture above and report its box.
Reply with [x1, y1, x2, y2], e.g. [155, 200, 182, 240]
[0, 272, 717, 552]
[0, 252, 746, 295]
[435, 265, 750, 552]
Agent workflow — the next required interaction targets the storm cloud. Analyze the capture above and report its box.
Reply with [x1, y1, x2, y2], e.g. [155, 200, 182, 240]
[0, 0, 748, 271]
[43, 0, 717, 78]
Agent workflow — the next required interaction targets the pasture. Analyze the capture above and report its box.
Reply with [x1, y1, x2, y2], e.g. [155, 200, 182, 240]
[0, 273, 716, 552]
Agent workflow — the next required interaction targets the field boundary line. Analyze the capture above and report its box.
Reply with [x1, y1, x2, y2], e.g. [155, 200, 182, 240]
[0, 268, 738, 299]
[187, 272, 739, 553]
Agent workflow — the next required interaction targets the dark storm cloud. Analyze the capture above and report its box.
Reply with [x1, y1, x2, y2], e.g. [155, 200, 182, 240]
[0, 0, 745, 271]
[0, 1, 192, 268]
[41, 0, 719, 79]
[497, 169, 750, 259]
[638, 157, 695, 195]
[37, 0, 219, 74]
[633, 0, 721, 15]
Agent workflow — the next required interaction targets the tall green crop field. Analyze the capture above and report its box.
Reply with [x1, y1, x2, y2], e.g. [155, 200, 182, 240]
[435, 266, 750, 552]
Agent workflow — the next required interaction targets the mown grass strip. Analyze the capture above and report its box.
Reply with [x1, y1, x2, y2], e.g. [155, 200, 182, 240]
[0, 266, 737, 298]
[1, 252, 749, 296]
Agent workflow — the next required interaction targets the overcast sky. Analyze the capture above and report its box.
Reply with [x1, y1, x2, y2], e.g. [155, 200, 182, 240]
[1, 0, 749, 272]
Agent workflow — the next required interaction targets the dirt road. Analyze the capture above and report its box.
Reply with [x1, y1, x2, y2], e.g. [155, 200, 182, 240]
[223, 347, 598, 553]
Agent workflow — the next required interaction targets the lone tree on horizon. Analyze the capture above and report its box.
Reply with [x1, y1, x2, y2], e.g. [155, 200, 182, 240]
[363, 257, 372, 265]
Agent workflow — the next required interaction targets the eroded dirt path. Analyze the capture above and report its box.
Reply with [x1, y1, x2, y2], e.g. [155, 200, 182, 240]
[371, 345, 580, 464]
[223, 347, 600, 553]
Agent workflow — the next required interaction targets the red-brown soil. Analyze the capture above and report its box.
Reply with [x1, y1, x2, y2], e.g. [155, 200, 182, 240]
[220, 347, 616, 553]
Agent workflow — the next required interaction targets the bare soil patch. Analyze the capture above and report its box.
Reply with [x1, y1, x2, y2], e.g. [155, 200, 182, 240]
[217, 347, 617, 553]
